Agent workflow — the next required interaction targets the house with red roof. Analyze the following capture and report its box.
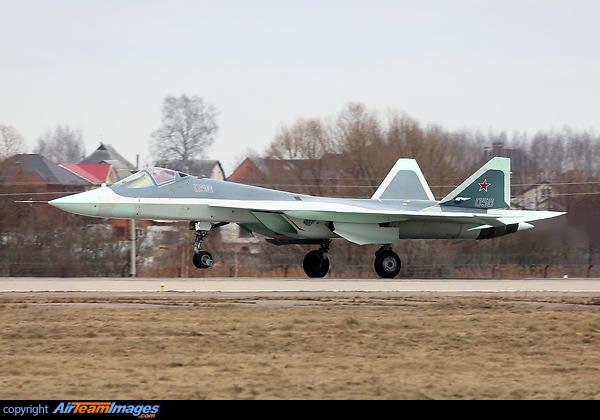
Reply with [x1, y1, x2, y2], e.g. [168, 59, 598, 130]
[58, 163, 118, 185]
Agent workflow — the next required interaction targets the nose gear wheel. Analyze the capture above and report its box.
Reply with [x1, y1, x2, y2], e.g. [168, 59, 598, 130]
[193, 251, 214, 269]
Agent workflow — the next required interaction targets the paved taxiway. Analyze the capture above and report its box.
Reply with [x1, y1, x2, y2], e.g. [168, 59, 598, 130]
[1, 277, 600, 294]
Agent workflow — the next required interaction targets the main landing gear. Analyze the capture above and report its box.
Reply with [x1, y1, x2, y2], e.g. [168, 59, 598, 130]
[374, 245, 401, 278]
[303, 240, 331, 278]
[301, 241, 401, 279]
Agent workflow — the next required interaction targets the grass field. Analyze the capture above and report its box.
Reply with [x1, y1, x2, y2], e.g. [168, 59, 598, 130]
[1, 294, 600, 399]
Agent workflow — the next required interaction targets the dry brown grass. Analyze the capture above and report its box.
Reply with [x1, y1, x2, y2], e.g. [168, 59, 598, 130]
[1, 294, 600, 399]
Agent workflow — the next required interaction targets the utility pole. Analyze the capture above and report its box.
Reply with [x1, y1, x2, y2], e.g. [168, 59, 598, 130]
[130, 218, 136, 277]
[130, 154, 139, 278]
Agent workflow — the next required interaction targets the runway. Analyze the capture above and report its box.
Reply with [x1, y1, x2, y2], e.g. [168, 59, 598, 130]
[1, 277, 600, 294]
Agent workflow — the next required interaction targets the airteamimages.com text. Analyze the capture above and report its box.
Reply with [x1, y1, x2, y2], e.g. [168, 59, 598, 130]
[3, 402, 161, 417]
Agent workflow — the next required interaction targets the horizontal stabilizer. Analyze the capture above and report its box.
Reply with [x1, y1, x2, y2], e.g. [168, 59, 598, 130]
[440, 157, 510, 209]
[372, 159, 435, 201]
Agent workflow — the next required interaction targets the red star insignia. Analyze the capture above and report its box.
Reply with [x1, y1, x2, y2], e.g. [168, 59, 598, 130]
[478, 179, 491, 192]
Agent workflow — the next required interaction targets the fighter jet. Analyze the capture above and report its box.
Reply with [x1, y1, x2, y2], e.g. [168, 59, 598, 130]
[48, 157, 564, 278]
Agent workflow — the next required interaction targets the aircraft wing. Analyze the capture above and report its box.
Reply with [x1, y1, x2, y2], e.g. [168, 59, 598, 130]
[208, 199, 563, 225]
[208, 199, 477, 224]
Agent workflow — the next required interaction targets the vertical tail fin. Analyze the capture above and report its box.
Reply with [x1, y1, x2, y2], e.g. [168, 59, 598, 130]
[372, 159, 435, 201]
[439, 157, 510, 209]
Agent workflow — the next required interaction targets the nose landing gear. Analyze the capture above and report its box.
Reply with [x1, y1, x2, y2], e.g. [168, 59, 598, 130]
[191, 221, 213, 269]
[190, 221, 228, 269]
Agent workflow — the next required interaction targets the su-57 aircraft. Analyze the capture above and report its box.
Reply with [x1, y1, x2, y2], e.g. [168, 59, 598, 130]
[49, 157, 564, 278]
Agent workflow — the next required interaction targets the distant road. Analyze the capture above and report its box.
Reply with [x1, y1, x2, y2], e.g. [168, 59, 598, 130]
[1, 277, 600, 294]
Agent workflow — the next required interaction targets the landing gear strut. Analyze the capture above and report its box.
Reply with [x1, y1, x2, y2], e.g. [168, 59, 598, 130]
[191, 221, 213, 269]
[189, 221, 229, 269]
[303, 240, 331, 278]
[374, 245, 401, 278]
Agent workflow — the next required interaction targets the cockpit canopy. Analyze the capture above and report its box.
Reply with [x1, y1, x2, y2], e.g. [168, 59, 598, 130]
[112, 168, 189, 188]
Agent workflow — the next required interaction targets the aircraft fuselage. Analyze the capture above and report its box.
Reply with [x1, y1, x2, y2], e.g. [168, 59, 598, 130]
[49, 174, 533, 244]
[48, 160, 565, 278]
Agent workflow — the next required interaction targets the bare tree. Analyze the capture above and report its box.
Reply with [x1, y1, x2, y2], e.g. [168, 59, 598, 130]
[34, 125, 86, 163]
[267, 118, 334, 195]
[269, 118, 332, 161]
[150, 94, 219, 172]
[385, 111, 474, 198]
[0, 124, 27, 160]
[333, 102, 385, 197]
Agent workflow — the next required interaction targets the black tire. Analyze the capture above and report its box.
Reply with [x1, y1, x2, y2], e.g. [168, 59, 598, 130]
[303, 250, 330, 278]
[193, 251, 214, 269]
[374, 250, 401, 278]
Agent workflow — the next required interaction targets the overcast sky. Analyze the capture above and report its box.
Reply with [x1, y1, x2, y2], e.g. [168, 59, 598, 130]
[1, 0, 599, 175]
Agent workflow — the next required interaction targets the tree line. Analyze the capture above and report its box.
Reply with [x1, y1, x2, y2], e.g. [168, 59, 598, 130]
[1, 97, 600, 277]
[143, 100, 600, 278]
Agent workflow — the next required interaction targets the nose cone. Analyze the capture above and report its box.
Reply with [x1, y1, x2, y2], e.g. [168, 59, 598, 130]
[49, 189, 101, 217]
